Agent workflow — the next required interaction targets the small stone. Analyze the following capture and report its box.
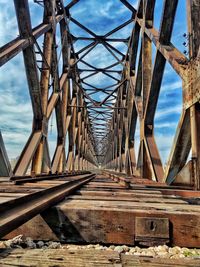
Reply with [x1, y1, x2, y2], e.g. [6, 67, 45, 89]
[86, 244, 94, 249]
[37, 241, 44, 248]
[155, 245, 168, 253]
[15, 245, 23, 249]
[114, 246, 124, 253]
[169, 246, 181, 254]
[141, 250, 147, 256]
[48, 242, 61, 249]
[0, 242, 7, 249]
[95, 245, 104, 250]
[25, 237, 36, 249]
[11, 235, 24, 245]
[135, 246, 141, 252]
[191, 250, 198, 255]
[129, 248, 137, 254]
[181, 247, 190, 253]
[121, 245, 129, 252]
[162, 245, 169, 250]
[170, 254, 180, 259]
[4, 240, 12, 248]
[147, 248, 155, 252]
[4, 235, 24, 248]
[109, 245, 115, 250]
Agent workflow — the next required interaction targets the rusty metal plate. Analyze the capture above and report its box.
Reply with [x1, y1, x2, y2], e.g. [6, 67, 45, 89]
[135, 217, 169, 240]
[183, 57, 200, 109]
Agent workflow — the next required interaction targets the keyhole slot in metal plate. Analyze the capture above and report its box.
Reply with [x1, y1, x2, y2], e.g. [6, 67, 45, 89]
[150, 221, 156, 231]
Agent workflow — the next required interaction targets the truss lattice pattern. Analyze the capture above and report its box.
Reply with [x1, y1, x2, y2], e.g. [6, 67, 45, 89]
[0, 0, 200, 189]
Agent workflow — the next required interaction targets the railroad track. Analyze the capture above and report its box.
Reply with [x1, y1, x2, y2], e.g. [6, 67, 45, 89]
[1, 172, 199, 247]
[0, 172, 95, 238]
[40, 173, 200, 248]
[0, 172, 200, 267]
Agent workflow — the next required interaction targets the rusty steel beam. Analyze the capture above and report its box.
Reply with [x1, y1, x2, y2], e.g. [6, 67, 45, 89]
[14, 0, 43, 121]
[102, 0, 199, 188]
[187, 0, 200, 190]
[0, 132, 12, 177]
[0, 0, 200, 189]
[13, 131, 43, 176]
[0, 16, 64, 67]
[135, 20, 188, 78]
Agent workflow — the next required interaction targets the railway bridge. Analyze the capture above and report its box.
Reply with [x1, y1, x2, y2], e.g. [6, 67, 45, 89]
[0, 0, 200, 265]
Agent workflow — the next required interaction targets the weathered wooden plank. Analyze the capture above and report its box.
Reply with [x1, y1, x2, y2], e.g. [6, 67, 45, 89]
[59, 198, 200, 212]
[43, 205, 136, 245]
[68, 195, 189, 205]
[43, 199, 200, 246]
[0, 249, 121, 267]
[77, 190, 178, 198]
[121, 254, 200, 267]
[0, 248, 199, 267]
[3, 215, 59, 241]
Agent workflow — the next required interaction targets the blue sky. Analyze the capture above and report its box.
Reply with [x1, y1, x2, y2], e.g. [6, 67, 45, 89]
[0, 0, 187, 167]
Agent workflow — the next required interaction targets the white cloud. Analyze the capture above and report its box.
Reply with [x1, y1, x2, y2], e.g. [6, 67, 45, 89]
[99, 2, 114, 18]
[154, 134, 175, 165]
[0, 47, 33, 159]
[154, 122, 178, 129]
[161, 80, 182, 92]
[0, 2, 18, 46]
[155, 105, 182, 120]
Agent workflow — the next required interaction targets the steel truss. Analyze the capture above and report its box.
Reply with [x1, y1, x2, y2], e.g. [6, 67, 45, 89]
[0, 0, 199, 189]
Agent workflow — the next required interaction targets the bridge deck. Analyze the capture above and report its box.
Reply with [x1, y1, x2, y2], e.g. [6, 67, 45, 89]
[45, 174, 200, 247]
[2, 173, 200, 248]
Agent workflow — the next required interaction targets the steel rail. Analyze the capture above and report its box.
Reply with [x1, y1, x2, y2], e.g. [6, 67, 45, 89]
[0, 173, 95, 238]
[10, 170, 91, 182]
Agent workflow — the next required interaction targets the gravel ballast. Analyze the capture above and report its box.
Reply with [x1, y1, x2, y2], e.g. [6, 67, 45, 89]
[0, 235, 200, 259]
